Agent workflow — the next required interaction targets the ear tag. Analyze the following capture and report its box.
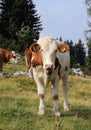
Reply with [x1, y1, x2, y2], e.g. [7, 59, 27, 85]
[61, 47, 66, 53]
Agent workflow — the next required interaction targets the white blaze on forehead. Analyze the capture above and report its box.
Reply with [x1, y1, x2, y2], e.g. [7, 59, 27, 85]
[37, 36, 57, 50]
[37, 36, 57, 69]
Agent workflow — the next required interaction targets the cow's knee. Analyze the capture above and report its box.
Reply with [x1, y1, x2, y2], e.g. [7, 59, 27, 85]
[53, 95, 58, 100]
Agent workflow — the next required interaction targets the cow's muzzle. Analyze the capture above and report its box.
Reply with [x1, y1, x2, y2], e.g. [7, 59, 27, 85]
[45, 64, 53, 76]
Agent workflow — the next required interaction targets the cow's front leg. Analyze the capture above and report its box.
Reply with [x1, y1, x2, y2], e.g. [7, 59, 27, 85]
[38, 93, 45, 115]
[62, 75, 69, 112]
[52, 77, 60, 116]
[29, 67, 33, 78]
[37, 84, 45, 115]
[33, 69, 45, 115]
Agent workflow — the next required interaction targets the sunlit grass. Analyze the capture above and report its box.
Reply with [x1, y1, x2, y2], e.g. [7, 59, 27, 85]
[0, 60, 91, 130]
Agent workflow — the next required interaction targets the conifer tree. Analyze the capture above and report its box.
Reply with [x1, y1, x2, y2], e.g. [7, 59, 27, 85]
[65, 39, 86, 68]
[65, 40, 76, 68]
[85, 0, 91, 70]
[0, 0, 42, 51]
[75, 39, 86, 66]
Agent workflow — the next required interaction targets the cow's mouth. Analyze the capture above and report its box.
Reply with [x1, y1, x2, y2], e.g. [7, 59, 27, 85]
[46, 69, 53, 76]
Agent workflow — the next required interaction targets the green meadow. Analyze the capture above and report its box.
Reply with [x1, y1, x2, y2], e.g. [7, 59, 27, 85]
[0, 59, 91, 130]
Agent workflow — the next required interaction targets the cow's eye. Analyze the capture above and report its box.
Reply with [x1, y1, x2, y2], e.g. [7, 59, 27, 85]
[41, 49, 43, 52]
[55, 50, 57, 52]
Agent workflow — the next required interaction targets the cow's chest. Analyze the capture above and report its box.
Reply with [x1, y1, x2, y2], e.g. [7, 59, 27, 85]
[33, 66, 58, 86]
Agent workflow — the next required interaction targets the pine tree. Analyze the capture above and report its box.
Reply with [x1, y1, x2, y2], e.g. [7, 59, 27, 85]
[85, 0, 91, 70]
[65, 39, 86, 68]
[0, 0, 42, 51]
[75, 39, 86, 67]
[59, 36, 62, 42]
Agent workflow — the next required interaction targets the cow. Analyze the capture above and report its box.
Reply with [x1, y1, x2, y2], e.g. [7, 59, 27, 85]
[0, 48, 18, 76]
[24, 46, 33, 77]
[10, 52, 22, 64]
[30, 36, 70, 116]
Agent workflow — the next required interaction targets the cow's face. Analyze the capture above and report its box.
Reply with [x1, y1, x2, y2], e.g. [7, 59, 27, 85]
[31, 38, 57, 76]
[9, 51, 18, 64]
[38, 38, 57, 70]
[31, 37, 69, 76]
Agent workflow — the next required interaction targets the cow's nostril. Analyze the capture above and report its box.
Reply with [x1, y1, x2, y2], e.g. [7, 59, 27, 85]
[45, 64, 53, 76]
[45, 64, 53, 70]
[46, 69, 52, 76]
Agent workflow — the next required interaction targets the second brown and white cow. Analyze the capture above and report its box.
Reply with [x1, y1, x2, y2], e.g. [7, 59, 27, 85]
[0, 48, 18, 76]
[24, 47, 32, 71]
[30, 36, 70, 116]
[24, 46, 34, 77]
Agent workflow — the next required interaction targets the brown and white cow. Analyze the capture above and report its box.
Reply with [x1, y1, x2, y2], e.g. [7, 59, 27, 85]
[24, 47, 32, 71]
[30, 36, 70, 116]
[24, 46, 33, 77]
[0, 48, 18, 76]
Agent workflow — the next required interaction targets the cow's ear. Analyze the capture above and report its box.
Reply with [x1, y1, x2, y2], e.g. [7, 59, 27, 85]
[31, 43, 41, 52]
[57, 43, 69, 53]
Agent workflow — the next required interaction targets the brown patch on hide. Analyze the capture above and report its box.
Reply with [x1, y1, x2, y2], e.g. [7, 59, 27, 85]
[65, 66, 68, 71]
[0, 48, 15, 73]
[55, 58, 59, 69]
[58, 43, 69, 53]
[55, 58, 61, 77]
[31, 51, 43, 67]
[0, 48, 11, 63]
[24, 43, 42, 68]
[24, 47, 32, 70]
[58, 64, 61, 77]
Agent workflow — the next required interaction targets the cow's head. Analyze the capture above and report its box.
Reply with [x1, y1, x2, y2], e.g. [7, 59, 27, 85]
[31, 37, 69, 76]
[9, 51, 19, 64]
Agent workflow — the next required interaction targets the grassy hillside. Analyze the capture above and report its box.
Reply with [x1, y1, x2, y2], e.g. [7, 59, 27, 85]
[0, 60, 91, 130]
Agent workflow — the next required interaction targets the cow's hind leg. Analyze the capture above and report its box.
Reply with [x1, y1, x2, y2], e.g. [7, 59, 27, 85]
[62, 75, 69, 112]
[0, 61, 3, 76]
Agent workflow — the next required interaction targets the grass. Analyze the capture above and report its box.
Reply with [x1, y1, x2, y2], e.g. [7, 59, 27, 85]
[0, 59, 91, 130]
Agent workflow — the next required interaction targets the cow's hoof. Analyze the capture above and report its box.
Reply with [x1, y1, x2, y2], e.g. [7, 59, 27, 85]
[29, 73, 33, 78]
[64, 107, 69, 112]
[38, 111, 45, 115]
[55, 111, 61, 117]
[0, 73, 3, 77]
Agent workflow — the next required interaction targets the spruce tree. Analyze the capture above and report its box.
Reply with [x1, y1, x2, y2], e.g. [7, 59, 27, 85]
[65, 40, 76, 68]
[65, 39, 86, 68]
[0, 0, 42, 51]
[85, 0, 91, 70]
[75, 39, 86, 67]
